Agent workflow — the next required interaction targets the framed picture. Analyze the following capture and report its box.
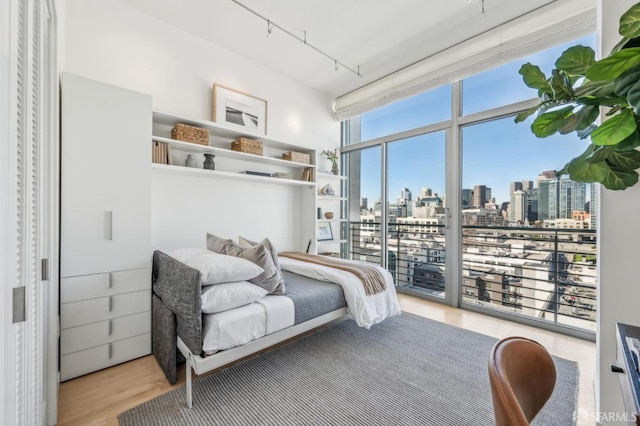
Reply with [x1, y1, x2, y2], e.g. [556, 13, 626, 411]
[213, 83, 268, 135]
[317, 221, 333, 241]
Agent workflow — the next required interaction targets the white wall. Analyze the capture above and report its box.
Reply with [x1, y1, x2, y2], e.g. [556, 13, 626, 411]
[596, 0, 640, 423]
[61, 0, 338, 252]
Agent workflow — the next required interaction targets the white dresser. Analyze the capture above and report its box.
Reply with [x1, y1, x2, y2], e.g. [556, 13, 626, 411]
[60, 73, 152, 381]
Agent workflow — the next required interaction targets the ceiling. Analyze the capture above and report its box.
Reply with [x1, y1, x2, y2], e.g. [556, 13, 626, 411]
[125, 0, 557, 99]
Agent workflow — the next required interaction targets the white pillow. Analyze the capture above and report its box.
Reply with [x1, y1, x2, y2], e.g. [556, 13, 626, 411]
[200, 281, 268, 314]
[169, 247, 207, 263]
[170, 249, 264, 285]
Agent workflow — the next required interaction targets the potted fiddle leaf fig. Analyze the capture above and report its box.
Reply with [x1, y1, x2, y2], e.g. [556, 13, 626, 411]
[515, 2, 640, 190]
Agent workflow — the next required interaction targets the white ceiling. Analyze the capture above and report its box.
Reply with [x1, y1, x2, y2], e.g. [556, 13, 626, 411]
[125, 0, 557, 99]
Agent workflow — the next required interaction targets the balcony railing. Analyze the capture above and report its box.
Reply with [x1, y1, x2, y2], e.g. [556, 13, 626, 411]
[348, 221, 597, 333]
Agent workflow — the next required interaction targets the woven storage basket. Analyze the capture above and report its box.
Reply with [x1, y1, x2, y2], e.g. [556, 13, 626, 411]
[171, 123, 209, 145]
[282, 151, 311, 164]
[231, 137, 263, 156]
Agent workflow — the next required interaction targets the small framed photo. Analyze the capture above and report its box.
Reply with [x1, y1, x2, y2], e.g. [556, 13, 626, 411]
[213, 83, 268, 135]
[317, 221, 333, 241]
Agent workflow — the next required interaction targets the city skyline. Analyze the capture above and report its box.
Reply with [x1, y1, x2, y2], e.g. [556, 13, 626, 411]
[355, 33, 597, 207]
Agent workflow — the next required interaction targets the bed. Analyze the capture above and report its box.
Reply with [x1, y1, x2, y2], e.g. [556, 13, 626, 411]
[152, 243, 400, 408]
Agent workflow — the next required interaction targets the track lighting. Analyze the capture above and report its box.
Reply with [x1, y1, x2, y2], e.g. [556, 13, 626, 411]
[231, 0, 362, 77]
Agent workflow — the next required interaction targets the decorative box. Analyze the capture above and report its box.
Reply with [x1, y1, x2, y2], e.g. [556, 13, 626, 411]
[231, 137, 263, 156]
[171, 123, 209, 145]
[282, 150, 311, 164]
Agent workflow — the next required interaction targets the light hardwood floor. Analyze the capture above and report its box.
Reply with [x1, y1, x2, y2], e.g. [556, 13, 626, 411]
[57, 293, 596, 425]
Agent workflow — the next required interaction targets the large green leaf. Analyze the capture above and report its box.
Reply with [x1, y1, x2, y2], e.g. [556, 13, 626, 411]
[620, 3, 640, 39]
[628, 79, 640, 114]
[559, 113, 579, 134]
[600, 165, 639, 190]
[574, 80, 615, 98]
[555, 45, 595, 76]
[567, 157, 609, 183]
[550, 69, 573, 100]
[611, 36, 640, 54]
[590, 109, 636, 145]
[613, 64, 640, 96]
[575, 105, 599, 130]
[530, 106, 574, 137]
[514, 105, 540, 123]
[519, 63, 551, 92]
[607, 149, 640, 169]
[586, 48, 640, 81]
[587, 146, 640, 169]
[612, 129, 640, 151]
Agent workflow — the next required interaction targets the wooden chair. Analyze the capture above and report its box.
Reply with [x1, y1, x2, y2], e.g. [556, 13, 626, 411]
[488, 336, 557, 426]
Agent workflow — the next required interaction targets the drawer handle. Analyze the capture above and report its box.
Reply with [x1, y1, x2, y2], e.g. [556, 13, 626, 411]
[108, 296, 113, 312]
[108, 272, 113, 289]
[106, 211, 113, 241]
[611, 364, 624, 374]
[108, 342, 113, 360]
[108, 319, 113, 336]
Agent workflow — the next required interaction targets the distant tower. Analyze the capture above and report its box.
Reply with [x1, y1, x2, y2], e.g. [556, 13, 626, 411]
[400, 187, 412, 202]
[473, 185, 487, 208]
[461, 189, 473, 208]
[548, 177, 587, 219]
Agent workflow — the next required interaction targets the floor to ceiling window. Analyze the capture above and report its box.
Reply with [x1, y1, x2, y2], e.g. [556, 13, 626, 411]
[342, 33, 597, 336]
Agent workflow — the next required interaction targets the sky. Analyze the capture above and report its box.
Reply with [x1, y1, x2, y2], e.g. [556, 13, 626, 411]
[355, 33, 597, 206]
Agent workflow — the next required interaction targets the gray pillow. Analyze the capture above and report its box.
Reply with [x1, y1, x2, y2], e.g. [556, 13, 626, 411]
[206, 233, 232, 254]
[238, 236, 283, 276]
[224, 240, 285, 295]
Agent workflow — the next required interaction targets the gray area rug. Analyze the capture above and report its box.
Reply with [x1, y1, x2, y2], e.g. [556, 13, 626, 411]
[119, 312, 578, 425]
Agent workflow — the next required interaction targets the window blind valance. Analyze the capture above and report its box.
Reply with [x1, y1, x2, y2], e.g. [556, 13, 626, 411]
[332, 0, 596, 121]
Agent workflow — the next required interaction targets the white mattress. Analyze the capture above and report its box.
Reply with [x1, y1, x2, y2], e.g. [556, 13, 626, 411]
[202, 295, 295, 354]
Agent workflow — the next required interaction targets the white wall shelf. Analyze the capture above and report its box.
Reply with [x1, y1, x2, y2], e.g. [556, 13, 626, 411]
[152, 163, 315, 187]
[153, 110, 311, 153]
[317, 195, 347, 201]
[316, 172, 346, 181]
[152, 136, 314, 171]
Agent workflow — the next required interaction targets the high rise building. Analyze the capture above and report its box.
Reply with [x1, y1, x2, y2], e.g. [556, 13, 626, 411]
[548, 177, 587, 219]
[512, 190, 526, 223]
[473, 185, 490, 208]
[537, 180, 551, 220]
[461, 189, 473, 208]
[400, 187, 412, 202]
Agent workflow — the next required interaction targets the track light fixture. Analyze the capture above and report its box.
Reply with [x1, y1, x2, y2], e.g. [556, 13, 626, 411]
[465, 0, 485, 16]
[266, 19, 273, 39]
[231, 0, 362, 78]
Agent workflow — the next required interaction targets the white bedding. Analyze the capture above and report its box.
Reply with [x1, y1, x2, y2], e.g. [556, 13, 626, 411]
[202, 295, 294, 354]
[278, 256, 401, 329]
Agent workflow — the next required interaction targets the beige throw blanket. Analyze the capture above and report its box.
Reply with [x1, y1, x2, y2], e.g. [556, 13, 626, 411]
[278, 252, 387, 296]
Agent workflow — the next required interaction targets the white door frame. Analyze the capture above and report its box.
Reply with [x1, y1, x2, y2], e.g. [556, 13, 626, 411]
[1, 0, 59, 424]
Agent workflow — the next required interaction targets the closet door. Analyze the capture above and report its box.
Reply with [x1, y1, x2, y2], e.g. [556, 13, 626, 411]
[60, 73, 152, 277]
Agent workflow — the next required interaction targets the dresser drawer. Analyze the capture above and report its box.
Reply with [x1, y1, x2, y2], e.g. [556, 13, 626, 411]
[61, 268, 150, 303]
[61, 290, 150, 329]
[61, 311, 151, 355]
[60, 332, 151, 381]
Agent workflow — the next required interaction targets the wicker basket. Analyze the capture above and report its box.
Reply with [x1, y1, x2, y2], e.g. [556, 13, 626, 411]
[231, 137, 263, 156]
[282, 150, 311, 164]
[171, 123, 209, 145]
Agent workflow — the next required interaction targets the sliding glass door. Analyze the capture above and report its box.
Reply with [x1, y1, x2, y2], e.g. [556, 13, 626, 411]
[386, 132, 447, 299]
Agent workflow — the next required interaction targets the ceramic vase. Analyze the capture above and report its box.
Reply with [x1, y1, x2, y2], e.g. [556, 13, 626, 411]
[185, 154, 196, 168]
[203, 153, 215, 170]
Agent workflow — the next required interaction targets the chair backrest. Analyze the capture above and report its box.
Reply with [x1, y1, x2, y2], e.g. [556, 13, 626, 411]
[488, 336, 557, 426]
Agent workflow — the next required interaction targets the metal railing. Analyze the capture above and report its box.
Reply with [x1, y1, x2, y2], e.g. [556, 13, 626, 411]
[348, 221, 597, 332]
